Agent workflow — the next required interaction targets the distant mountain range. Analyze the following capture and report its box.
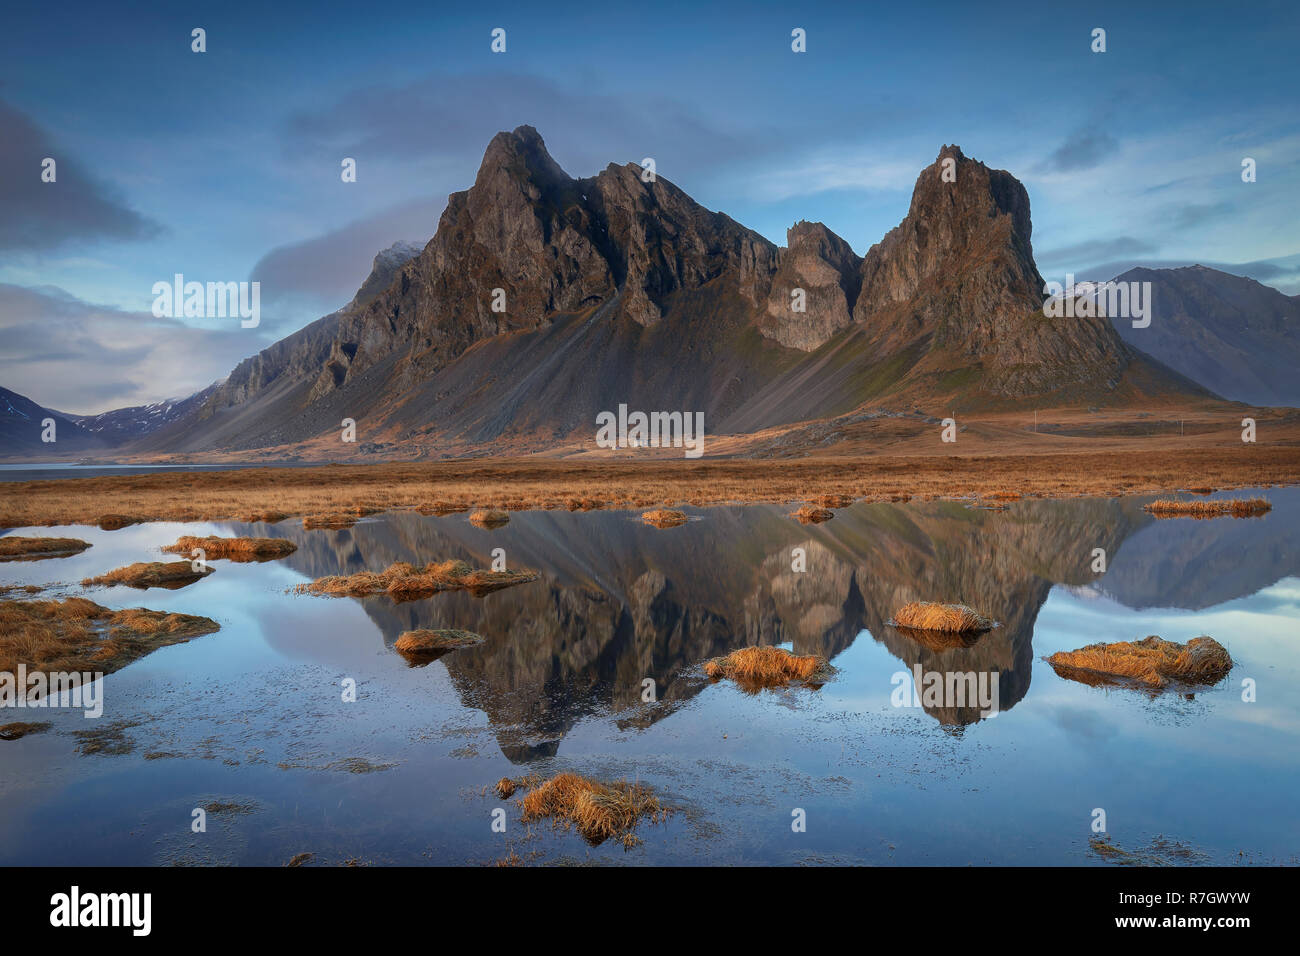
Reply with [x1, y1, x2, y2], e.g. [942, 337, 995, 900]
[2, 127, 1296, 459]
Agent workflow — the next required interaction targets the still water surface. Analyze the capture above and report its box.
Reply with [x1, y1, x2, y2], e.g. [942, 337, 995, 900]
[1, 490, 1296, 865]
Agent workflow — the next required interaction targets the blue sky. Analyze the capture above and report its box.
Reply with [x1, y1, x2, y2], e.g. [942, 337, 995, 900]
[2, 0, 1297, 412]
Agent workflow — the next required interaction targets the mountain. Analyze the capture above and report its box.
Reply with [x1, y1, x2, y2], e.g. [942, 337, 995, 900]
[0, 385, 108, 455]
[26, 130, 1215, 460]
[1106, 265, 1300, 407]
[59, 384, 220, 444]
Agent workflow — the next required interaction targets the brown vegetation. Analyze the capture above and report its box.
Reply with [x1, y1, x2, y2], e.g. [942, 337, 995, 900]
[791, 505, 833, 524]
[82, 560, 213, 590]
[813, 494, 855, 508]
[1047, 635, 1233, 689]
[0, 597, 219, 677]
[162, 535, 296, 561]
[469, 508, 509, 527]
[96, 514, 141, 530]
[302, 514, 357, 530]
[642, 509, 687, 528]
[504, 772, 665, 846]
[702, 645, 834, 691]
[1144, 497, 1271, 519]
[2, 447, 1297, 529]
[393, 628, 484, 659]
[0, 721, 51, 740]
[0, 536, 90, 561]
[892, 602, 993, 634]
[295, 559, 538, 600]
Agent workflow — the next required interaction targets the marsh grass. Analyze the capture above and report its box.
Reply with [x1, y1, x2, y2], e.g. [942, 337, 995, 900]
[642, 509, 687, 528]
[469, 509, 510, 528]
[503, 772, 665, 846]
[162, 535, 296, 561]
[1144, 497, 1270, 518]
[892, 602, 993, 634]
[702, 645, 834, 691]
[1046, 635, 1232, 689]
[82, 560, 213, 590]
[393, 628, 484, 660]
[791, 505, 833, 524]
[0, 597, 219, 677]
[296, 559, 538, 601]
[0, 536, 90, 562]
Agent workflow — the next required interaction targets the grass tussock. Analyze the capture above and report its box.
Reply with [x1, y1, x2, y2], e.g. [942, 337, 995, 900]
[417, 502, 466, 516]
[97, 514, 141, 531]
[296, 559, 538, 601]
[566, 497, 604, 511]
[162, 535, 296, 561]
[508, 772, 665, 846]
[813, 494, 854, 508]
[82, 560, 213, 590]
[642, 509, 687, 528]
[791, 505, 833, 524]
[892, 602, 993, 634]
[0, 536, 91, 562]
[1047, 635, 1232, 689]
[0, 597, 219, 677]
[1144, 497, 1271, 519]
[702, 645, 834, 691]
[0, 721, 51, 740]
[985, 491, 1022, 501]
[393, 628, 484, 659]
[469, 509, 509, 527]
[302, 513, 357, 530]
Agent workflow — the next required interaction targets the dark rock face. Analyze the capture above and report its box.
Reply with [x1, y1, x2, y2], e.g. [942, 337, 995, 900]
[1110, 265, 1300, 406]
[851, 145, 1135, 398]
[116, 130, 1210, 458]
[763, 221, 862, 350]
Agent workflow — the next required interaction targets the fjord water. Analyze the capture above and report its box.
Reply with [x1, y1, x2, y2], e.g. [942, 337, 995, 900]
[1, 490, 1297, 866]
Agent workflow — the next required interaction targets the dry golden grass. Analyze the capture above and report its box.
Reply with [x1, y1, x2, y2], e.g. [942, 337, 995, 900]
[393, 628, 484, 657]
[985, 490, 1022, 501]
[0, 536, 90, 561]
[96, 514, 141, 530]
[469, 508, 509, 527]
[0, 597, 219, 677]
[296, 558, 538, 601]
[416, 502, 466, 516]
[1144, 497, 1271, 518]
[1047, 635, 1233, 689]
[702, 645, 833, 691]
[82, 560, 213, 590]
[892, 601, 993, 634]
[509, 772, 665, 846]
[642, 509, 687, 527]
[161, 535, 296, 561]
[2, 449, 1297, 529]
[813, 494, 855, 508]
[302, 514, 357, 530]
[791, 505, 833, 524]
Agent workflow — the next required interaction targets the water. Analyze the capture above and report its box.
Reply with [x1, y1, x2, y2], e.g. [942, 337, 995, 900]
[1, 490, 1297, 866]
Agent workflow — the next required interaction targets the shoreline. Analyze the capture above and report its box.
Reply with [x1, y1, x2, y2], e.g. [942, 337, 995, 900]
[2, 446, 1297, 528]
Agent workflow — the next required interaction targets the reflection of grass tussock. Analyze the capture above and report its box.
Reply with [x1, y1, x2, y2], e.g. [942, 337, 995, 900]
[469, 509, 509, 527]
[417, 502, 466, 516]
[82, 560, 213, 590]
[0, 536, 91, 562]
[892, 602, 992, 634]
[394, 628, 484, 659]
[642, 509, 686, 528]
[503, 772, 665, 846]
[1144, 497, 1270, 518]
[1047, 635, 1232, 689]
[703, 645, 834, 691]
[0, 597, 219, 677]
[791, 505, 833, 524]
[893, 624, 986, 651]
[97, 514, 141, 531]
[0, 721, 51, 740]
[296, 559, 538, 600]
[162, 535, 296, 561]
